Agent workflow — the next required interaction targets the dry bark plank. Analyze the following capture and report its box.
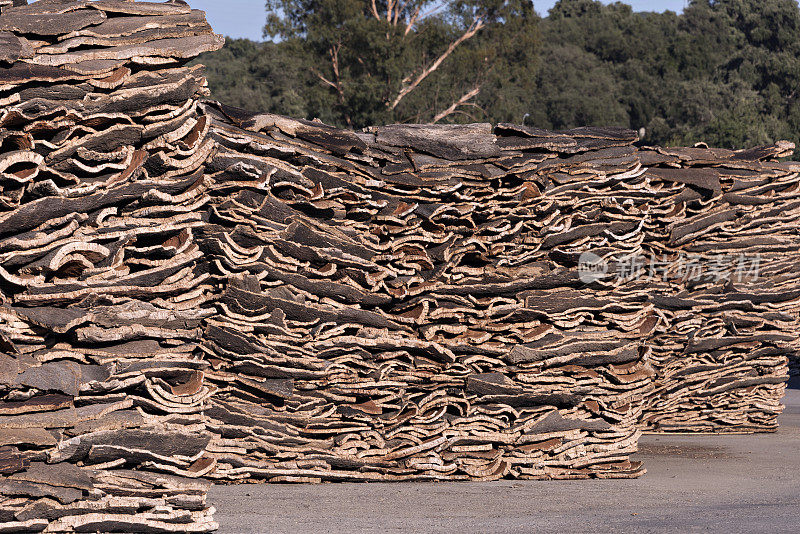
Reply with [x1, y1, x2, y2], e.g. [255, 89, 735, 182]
[0, 8, 105, 36]
[367, 123, 501, 160]
[28, 34, 226, 66]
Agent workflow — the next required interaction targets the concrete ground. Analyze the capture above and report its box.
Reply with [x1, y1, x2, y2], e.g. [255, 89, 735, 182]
[210, 377, 800, 533]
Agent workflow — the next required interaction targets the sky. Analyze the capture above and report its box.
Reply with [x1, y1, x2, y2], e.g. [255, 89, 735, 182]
[190, 1, 689, 41]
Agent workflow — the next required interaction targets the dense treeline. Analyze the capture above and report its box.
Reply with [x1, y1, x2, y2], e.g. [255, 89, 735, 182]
[194, 0, 800, 152]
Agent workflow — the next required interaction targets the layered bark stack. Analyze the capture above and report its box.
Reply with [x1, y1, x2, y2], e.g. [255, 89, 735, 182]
[199, 106, 659, 483]
[0, 1, 222, 532]
[0, 0, 798, 531]
[201, 106, 798, 469]
[634, 144, 799, 431]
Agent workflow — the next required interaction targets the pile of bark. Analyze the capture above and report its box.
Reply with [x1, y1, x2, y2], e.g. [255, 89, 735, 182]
[530, 140, 799, 432]
[0, 1, 797, 531]
[0, 1, 222, 532]
[199, 104, 663, 483]
[201, 103, 798, 471]
[633, 144, 799, 431]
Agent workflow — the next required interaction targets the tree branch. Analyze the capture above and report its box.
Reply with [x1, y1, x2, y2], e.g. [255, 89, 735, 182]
[370, 0, 380, 21]
[405, 5, 421, 36]
[313, 69, 338, 91]
[389, 17, 485, 111]
[432, 85, 481, 123]
[395, 0, 412, 26]
[314, 42, 351, 127]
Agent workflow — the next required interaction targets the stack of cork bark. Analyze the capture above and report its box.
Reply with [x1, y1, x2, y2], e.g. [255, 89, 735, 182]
[201, 104, 799, 480]
[504, 135, 799, 432]
[634, 144, 799, 431]
[0, 1, 222, 532]
[1, 1, 798, 532]
[199, 104, 660, 483]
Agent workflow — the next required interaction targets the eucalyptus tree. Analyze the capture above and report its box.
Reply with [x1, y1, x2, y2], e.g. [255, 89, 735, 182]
[263, 0, 539, 127]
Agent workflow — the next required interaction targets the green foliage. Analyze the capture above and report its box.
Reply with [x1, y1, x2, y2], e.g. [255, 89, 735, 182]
[197, 0, 800, 154]
[529, 0, 800, 153]
[192, 39, 308, 118]
[259, 0, 540, 127]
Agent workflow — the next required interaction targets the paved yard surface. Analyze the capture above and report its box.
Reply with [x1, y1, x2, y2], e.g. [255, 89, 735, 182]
[210, 378, 800, 533]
